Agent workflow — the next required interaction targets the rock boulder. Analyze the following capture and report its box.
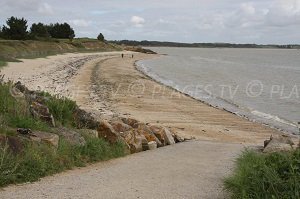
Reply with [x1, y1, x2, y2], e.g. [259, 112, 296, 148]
[28, 131, 59, 148]
[97, 120, 120, 143]
[263, 135, 295, 153]
[56, 127, 86, 146]
[30, 101, 56, 127]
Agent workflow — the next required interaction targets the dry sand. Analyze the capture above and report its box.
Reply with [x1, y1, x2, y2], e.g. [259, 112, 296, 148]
[0, 51, 287, 199]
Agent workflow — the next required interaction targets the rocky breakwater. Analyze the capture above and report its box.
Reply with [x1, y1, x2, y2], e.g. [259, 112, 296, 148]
[8, 82, 193, 154]
[98, 118, 194, 153]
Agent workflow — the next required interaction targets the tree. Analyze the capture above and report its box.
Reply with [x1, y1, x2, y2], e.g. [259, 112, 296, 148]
[30, 23, 49, 38]
[97, 33, 104, 42]
[2, 16, 28, 40]
[47, 23, 75, 39]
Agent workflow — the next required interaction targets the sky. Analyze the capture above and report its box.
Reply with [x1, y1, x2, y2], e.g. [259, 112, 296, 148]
[0, 0, 300, 44]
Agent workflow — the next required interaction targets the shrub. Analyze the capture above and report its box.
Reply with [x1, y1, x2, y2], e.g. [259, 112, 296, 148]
[44, 94, 77, 127]
[97, 33, 105, 42]
[224, 150, 300, 199]
[0, 82, 48, 130]
[0, 137, 127, 187]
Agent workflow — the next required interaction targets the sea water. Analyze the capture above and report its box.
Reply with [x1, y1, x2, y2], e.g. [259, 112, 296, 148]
[137, 47, 300, 135]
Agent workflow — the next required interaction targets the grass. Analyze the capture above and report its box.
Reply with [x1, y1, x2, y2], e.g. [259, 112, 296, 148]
[43, 93, 77, 127]
[0, 81, 128, 187]
[0, 60, 7, 67]
[224, 149, 300, 199]
[0, 39, 121, 64]
[0, 137, 127, 187]
[0, 82, 49, 131]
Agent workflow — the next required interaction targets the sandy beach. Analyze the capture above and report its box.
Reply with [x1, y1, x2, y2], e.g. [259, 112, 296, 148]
[92, 53, 283, 144]
[0, 51, 289, 198]
[1, 51, 282, 144]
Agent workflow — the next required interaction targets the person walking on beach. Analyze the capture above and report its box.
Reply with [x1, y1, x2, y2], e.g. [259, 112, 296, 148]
[132, 54, 134, 58]
[121, 53, 124, 58]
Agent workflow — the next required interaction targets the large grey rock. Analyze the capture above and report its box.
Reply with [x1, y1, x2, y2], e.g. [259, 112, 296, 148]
[263, 135, 295, 153]
[56, 128, 86, 146]
[28, 131, 59, 148]
[30, 101, 56, 127]
[73, 108, 99, 129]
[0, 135, 24, 154]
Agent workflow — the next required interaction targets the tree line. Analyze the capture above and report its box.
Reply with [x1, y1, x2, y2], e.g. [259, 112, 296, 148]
[0, 16, 105, 42]
[0, 16, 75, 40]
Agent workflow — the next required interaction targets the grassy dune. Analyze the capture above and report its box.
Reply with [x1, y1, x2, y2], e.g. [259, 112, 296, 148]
[0, 38, 121, 67]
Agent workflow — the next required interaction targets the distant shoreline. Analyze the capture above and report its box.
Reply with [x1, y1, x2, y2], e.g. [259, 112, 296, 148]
[112, 40, 300, 49]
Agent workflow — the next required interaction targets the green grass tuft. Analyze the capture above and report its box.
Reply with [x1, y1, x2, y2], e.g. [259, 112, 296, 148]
[44, 94, 77, 127]
[0, 82, 49, 130]
[0, 60, 7, 67]
[224, 149, 300, 199]
[0, 137, 127, 187]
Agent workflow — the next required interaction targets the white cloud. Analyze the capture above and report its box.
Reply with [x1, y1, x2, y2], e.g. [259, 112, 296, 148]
[1, 0, 300, 44]
[38, 3, 54, 15]
[69, 19, 91, 27]
[130, 16, 145, 27]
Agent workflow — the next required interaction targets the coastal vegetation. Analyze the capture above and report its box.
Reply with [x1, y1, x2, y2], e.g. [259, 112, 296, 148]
[0, 16, 75, 40]
[224, 149, 300, 199]
[0, 80, 127, 187]
[112, 40, 300, 49]
[0, 16, 119, 67]
[97, 33, 105, 42]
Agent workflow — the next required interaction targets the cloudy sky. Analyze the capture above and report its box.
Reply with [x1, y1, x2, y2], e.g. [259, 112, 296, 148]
[1, 0, 300, 44]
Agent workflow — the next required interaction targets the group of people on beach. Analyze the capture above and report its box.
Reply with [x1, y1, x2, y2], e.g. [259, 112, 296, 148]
[121, 54, 134, 58]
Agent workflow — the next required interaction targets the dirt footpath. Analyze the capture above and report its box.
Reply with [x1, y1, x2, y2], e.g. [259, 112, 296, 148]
[0, 140, 243, 199]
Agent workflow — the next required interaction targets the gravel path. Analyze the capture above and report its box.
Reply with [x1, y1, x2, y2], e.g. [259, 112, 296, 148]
[0, 140, 243, 199]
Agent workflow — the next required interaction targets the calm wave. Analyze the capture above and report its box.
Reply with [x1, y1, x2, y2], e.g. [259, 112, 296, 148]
[137, 47, 300, 135]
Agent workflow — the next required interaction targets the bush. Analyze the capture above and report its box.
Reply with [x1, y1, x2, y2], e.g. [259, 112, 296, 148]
[0, 81, 127, 187]
[224, 150, 300, 199]
[0, 137, 127, 187]
[97, 33, 105, 42]
[44, 94, 77, 127]
[0, 82, 49, 130]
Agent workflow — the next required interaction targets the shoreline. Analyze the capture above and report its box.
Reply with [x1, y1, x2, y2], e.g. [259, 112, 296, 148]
[135, 57, 299, 137]
[92, 53, 287, 145]
[1, 51, 295, 145]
